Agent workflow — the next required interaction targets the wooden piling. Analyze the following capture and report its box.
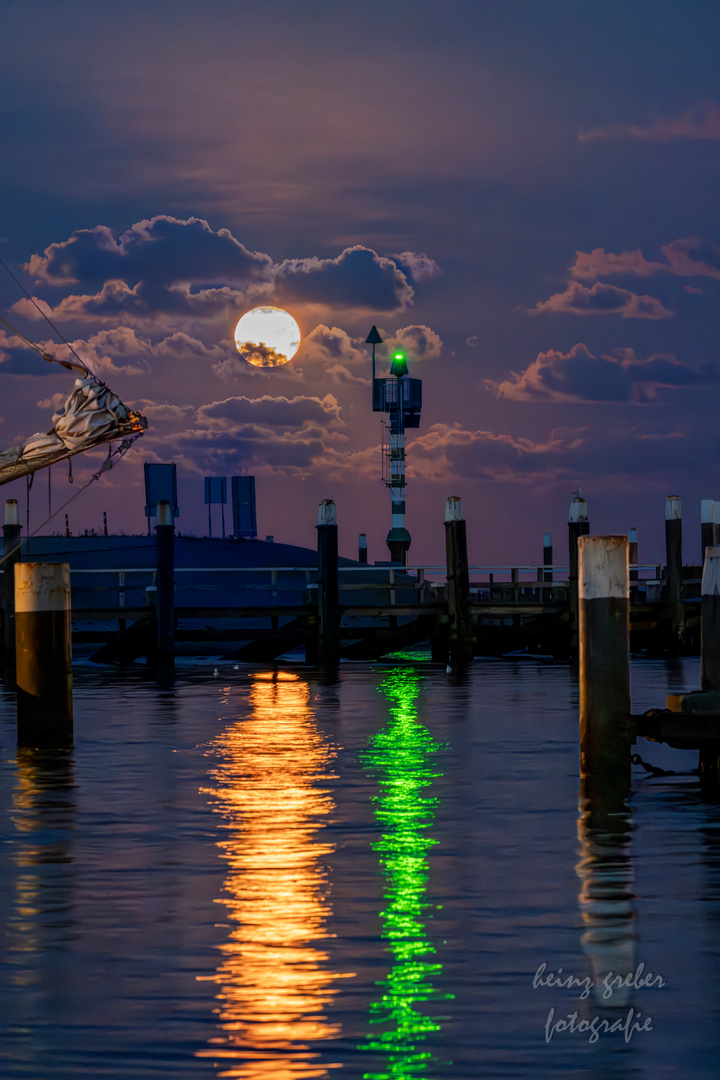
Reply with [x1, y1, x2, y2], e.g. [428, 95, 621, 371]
[568, 496, 589, 657]
[543, 532, 552, 583]
[701, 500, 715, 565]
[699, 546, 720, 788]
[444, 496, 473, 665]
[628, 527, 638, 582]
[155, 500, 175, 668]
[578, 535, 631, 808]
[15, 562, 73, 746]
[3, 499, 21, 684]
[316, 500, 340, 666]
[358, 533, 368, 564]
[665, 495, 684, 651]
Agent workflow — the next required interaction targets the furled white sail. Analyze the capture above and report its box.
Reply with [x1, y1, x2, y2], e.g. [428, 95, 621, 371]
[0, 377, 147, 486]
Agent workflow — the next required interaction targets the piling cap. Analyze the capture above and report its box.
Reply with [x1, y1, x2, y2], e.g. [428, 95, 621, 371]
[358, 533, 367, 546]
[543, 532, 552, 547]
[568, 496, 588, 523]
[444, 496, 464, 524]
[317, 499, 337, 527]
[578, 535, 629, 600]
[701, 499, 715, 524]
[702, 546, 720, 596]
[156, 500, 173, 527]
[628, 527, 638, 543]
[4, 498, 19, 526]
[665, 495, 681, 520]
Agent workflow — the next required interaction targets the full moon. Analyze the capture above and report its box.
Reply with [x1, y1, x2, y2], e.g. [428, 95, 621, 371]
[234, 306, 301, 367]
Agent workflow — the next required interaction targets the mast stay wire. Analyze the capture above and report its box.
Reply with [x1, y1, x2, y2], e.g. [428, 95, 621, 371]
[0, 253, 96, 376]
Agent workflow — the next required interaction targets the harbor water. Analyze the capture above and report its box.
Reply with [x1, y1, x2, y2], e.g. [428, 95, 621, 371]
[0, 655, 717, 1078]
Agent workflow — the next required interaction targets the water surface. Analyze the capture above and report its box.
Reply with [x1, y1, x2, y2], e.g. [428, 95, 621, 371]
[0, 656, 717, 1078]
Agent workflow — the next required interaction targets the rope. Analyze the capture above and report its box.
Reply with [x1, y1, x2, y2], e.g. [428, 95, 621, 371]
[0, 436, 141, 567]
[0, 255, 94, 375]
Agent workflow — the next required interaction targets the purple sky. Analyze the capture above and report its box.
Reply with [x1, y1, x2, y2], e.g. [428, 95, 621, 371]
[1, 0, 719, 565]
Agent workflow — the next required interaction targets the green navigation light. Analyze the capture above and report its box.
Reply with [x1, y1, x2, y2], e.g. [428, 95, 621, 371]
[360, 667, 452, 1078]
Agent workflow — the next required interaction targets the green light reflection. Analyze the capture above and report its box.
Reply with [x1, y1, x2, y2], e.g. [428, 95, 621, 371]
[360, 667, 451, 1079]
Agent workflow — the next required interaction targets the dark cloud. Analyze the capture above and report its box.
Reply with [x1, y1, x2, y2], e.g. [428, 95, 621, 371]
[27, 216, 274, 288]
[529, 281, 674, 319]
[273, 246, 413, 312]
[485, 344, 718, 403]
[196, 393, 343, 429]
[388, 251, 442, 283]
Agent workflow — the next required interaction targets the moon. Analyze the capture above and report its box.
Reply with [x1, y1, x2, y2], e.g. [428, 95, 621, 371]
[234, 306, 301, 367]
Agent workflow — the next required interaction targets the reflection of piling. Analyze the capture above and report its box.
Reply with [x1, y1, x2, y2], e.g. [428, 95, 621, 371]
[358, 533, 368, 564]
[576, 803, 635, 1007]
[543, 532, 552, 583]
[3, 499, 21, 684]
[628, 527, 638, 582]
[155, 500, 175, 668]
[578, 535, 631, 808]
[15, 562, 73, 747]
[317, 500, 340, 666]
[665, 496, 684, 652]
[701, 501, 715, 565]
[444, 497, 473, 665]
[568, 496, 589, 657]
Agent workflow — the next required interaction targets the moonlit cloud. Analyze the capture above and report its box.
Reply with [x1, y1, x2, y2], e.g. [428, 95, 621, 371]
[485, 343, 718, 403]
[529, 281, 674, 319]
[580, 100, 720, 144]
[569, 238, 720, 281]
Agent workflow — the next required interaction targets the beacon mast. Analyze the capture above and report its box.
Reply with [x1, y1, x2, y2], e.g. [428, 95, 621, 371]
[366, 326, 423, 564]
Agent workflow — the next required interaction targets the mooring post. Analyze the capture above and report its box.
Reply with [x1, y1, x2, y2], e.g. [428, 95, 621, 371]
[665, 495, 684, 652]
[578, 535, 631, 807]
[543, 532, 552, 584]
[155, 500, 175, 668]
[316, 500, 340, 666]
[701, 500, 715, 566]
[15, 562, 73, 746]
[568, 495, 589, 657]
[444, 496, 473, 665]
[358, 533, 368, 564]
[699, 546, 720, 787]
[628, 527, 638, 582]
[3, 499, 22, 684]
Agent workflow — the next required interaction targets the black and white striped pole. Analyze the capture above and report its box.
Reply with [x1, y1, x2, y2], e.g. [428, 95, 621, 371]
[15, 562, 73, 746]
[358, 533, 368, 564]
[699, 547, 720, 787]
[578, 535, 631, 808]
[628, 527, 638, 582]
[701, 500, 715, 566]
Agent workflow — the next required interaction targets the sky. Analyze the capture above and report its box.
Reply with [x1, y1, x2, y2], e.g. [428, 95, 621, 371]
[1, 0, 719, 565]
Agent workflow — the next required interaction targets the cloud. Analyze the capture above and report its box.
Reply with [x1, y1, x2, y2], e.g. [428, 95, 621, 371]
[383, 324, 443, 362]
[388, 251, 442, 282]
[485, 344, 718, 403]
[273, 246, 413, 312]
[195, 393, 344, 430]
[529, 281, 673, 319]
[569, 237, 720, 281]
[27, 216, 274, 287]
[580, 100, 720, 144]
[20, 219, 430, 328]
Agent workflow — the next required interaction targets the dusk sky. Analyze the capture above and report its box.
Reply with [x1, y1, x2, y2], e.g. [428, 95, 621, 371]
[1, 0, 719, 565]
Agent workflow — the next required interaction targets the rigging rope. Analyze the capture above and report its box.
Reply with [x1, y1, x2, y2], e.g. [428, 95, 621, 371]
[0, 435, 141, 567]
[0, 254, 94, 375]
